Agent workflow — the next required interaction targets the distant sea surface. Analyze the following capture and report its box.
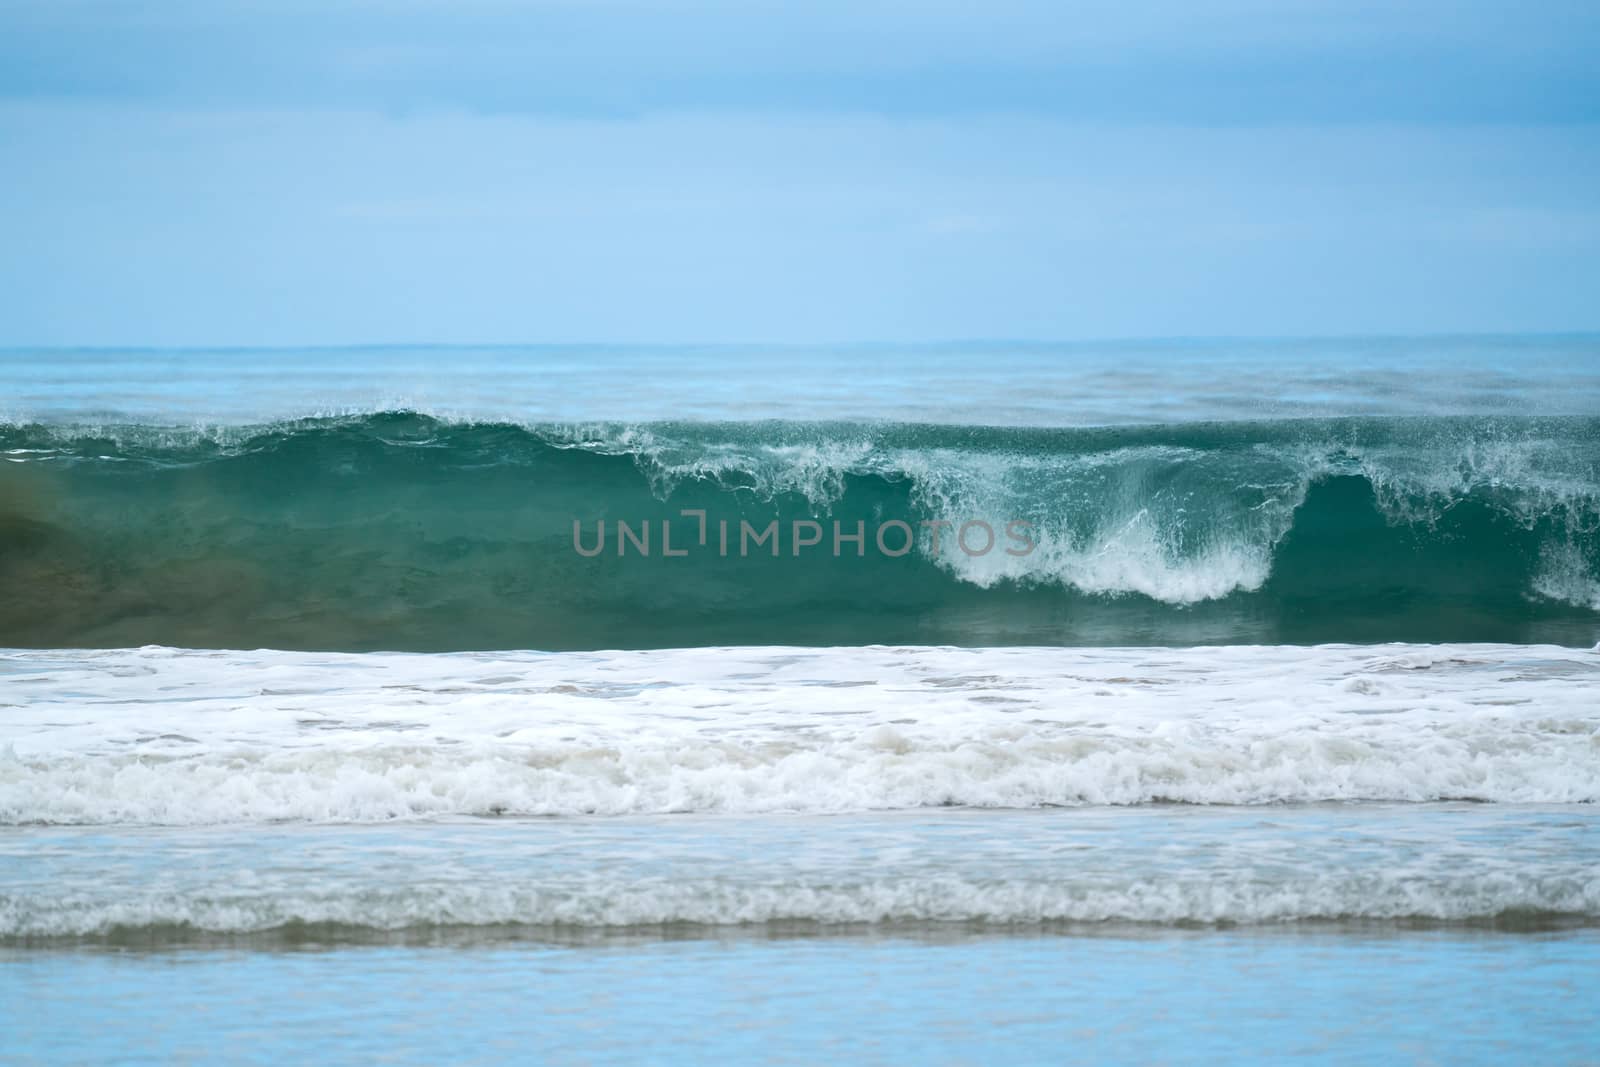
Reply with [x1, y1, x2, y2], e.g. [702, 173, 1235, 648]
[3, 338, 1598, 1064]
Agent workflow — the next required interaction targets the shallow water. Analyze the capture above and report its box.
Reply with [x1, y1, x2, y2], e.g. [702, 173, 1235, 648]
[7, 930, 1597, 1065]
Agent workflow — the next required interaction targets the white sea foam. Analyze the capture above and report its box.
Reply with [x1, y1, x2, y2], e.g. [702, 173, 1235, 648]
[9, 875, 1598, 937]
[6, 803, 1598, 936]
[9, 799, 1600, 934]
[2, 643, 1596, 825]
[1534, 540, 1600, 610]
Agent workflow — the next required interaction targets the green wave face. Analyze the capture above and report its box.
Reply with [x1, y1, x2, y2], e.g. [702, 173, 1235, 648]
[2, 413, 1598, 650]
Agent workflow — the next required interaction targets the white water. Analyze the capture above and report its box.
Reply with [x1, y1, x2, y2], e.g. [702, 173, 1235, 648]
[5, 805, 1599, 936]
[3, 643, 1597, 825]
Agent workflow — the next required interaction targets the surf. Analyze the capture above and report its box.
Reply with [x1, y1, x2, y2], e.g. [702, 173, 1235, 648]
[1, 412, 1597, 649]
[4, 642, 1597, 825]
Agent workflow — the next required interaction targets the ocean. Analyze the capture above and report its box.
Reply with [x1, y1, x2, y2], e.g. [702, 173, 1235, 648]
[3, 338, 1599, 1064]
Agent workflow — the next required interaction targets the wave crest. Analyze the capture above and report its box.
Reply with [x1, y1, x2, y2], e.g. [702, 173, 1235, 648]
[1, 414, 1597, 647]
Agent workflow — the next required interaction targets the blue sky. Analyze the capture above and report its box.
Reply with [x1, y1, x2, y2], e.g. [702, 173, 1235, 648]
[1, 0, 1596, 344]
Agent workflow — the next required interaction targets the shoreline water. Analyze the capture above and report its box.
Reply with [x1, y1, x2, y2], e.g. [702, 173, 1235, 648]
[8, 928, 1598, 1065]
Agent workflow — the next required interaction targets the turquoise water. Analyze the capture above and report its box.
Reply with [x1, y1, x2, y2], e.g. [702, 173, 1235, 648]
[3, 413, 1598, 649]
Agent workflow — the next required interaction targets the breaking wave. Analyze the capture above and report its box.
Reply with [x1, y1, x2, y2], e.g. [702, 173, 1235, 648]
[1, 413, 1597, 648]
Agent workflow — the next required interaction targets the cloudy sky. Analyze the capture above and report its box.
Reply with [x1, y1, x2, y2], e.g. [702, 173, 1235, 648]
[1, 0, 1596, 344]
